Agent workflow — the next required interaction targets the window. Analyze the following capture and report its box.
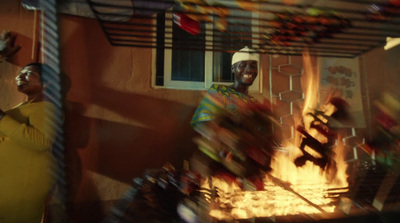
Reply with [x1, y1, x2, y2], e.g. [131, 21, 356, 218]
[152, 6, 261, 92]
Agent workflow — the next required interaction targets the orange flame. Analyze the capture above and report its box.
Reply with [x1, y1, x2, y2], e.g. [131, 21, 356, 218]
[202, 49, 349, 220]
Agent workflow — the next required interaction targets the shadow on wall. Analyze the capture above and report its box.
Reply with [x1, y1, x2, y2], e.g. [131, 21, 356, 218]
[75, 15, 198, 181]
[60, 73, 95, 222]
[91, 85, 199, 181]
[59, 16, 200, 222]
[63, 94, 198, 223]
[62, 72, 199, 195]
[63, 100, 88, 201]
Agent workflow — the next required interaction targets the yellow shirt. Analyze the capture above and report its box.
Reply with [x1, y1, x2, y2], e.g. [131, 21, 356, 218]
[0, 101, 57, 223]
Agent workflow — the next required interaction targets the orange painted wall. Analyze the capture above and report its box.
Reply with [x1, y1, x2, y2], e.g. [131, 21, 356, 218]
[0, 0, 39, 109]
[58, 15, 205, 200]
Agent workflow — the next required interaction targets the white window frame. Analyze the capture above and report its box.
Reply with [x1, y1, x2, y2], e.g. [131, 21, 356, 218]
[151, 7, 262, 93]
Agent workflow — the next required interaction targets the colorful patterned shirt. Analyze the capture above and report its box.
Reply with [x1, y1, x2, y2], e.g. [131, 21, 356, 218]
[191, 84, 255, 127]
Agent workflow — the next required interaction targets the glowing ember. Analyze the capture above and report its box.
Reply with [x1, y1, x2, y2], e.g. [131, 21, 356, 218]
[201, 49, 349, 220]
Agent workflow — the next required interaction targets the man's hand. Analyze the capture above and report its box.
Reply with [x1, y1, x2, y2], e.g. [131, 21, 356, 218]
[0, 30, 21, 61]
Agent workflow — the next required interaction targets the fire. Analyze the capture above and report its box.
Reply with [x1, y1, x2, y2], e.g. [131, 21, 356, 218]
[201, 49, 349, 220]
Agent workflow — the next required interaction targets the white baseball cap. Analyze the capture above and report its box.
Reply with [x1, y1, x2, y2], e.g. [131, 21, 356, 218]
[231, 46, 259, 65]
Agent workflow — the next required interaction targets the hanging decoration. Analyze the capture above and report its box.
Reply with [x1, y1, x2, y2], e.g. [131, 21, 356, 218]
[264, 9, 351, 46]
[235, 0, 264, 12]
[174, 0, 230, 33]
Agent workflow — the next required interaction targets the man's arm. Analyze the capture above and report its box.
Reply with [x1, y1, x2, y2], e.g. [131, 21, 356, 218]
[0, 103, 57, 151]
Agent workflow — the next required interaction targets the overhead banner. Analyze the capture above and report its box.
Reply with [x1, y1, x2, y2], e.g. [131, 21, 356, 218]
[319, 57, 366, 128]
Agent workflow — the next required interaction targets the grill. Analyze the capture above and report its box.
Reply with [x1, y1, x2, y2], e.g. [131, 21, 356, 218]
[87, 0, 400, 58]
[103, 161, 400, 222]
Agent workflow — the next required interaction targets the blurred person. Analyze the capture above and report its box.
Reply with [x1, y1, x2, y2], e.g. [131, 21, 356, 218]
[176, 47, 276, 223]
[191, 46, 259, 131]
[0, 63, 57, 223]
[190, 46, 275, 188]
[366, 91, 400, 168]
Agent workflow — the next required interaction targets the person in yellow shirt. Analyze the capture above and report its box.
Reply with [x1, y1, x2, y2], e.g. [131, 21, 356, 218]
[0, 63, 57, 223]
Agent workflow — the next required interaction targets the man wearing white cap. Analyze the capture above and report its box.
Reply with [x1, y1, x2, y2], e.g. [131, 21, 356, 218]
[191, 46, 260, 128]
[179, 47, 270, 221]
[188, 46, 272, 183]
[230, 46, 260, 94]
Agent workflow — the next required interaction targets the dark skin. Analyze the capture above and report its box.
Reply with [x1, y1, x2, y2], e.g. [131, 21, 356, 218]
[194, 59, 259, 135]
[231, 60, 258, 95]
[0, 65, 44, 116]
[191, 59, 262, 185]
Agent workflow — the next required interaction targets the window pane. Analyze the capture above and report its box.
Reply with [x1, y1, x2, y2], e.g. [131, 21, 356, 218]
[156, 12, 165, 86]
[171, 22, 205, 81]
[213, 51, 233, 82]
